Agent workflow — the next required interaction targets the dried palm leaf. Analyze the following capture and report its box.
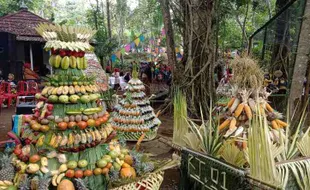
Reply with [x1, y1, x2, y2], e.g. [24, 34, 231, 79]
[297, 128, 310, 157]
[219, 141, 247, 167]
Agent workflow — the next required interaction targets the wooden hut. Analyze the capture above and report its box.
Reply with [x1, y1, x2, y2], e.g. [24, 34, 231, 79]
[0, 6, 51, 81]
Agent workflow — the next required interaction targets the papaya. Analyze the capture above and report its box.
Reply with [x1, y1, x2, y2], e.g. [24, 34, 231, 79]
[61, 56, 70, 70]
[82, 57, 88, 69]
[49, 55, 55, 66]
[54, 55, 62, 68]
[77, 57, 83, 69]
[70, 56, 77, 68]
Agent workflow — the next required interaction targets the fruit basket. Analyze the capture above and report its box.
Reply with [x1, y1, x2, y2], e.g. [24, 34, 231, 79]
[110, 171, 164, 190]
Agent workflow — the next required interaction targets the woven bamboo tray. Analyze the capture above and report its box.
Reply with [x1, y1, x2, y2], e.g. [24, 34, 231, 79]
[110, 171, 164, 190]
[119, 128, 158, 142]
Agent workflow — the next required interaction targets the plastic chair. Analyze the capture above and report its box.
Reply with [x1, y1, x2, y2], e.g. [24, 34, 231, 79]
[27, 81, 39, 95]
[17, 81, 29, 96]
[0, 82, 17, 108]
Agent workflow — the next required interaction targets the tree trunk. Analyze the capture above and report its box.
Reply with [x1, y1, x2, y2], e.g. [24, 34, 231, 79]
[106, 0, 112, 38]
[181, 0, 215, 116]
[289, 0, 310, 119]
[271, 0, 290, 73]
[159, 0, 178, 83]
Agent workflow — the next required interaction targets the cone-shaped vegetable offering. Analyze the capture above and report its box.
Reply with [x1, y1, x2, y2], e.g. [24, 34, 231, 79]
[218, 57, 288, 148]
[112, 63, 161, 141]
[9, 24, 158, 190]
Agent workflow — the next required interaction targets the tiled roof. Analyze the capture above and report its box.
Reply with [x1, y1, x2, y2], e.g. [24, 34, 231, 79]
[0, 8, 51, 41]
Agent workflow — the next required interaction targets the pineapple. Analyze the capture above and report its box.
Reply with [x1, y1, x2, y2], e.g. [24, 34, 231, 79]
[18, 175, 30, 190]
[143, 162, 154, 173]
[0, 154, 15, 181]
[38, 175, 51, 190]
[74, 178, 89, 190]
[109, 170, 120, 181]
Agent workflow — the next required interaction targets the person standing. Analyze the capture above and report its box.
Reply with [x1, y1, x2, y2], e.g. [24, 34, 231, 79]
[112, 68, 120, 91]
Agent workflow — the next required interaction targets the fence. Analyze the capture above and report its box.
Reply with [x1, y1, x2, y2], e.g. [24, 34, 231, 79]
[248, 0, 307, 111]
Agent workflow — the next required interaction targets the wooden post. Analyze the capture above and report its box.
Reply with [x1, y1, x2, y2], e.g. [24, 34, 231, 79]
[29, 43, 34, 70]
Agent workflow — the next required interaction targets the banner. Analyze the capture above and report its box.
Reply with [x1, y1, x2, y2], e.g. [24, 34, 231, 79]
[139, 35, 145, 42]
[125, 44, 131, 52]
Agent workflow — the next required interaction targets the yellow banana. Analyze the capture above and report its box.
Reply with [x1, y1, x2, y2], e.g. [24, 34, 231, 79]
[49, 134, 57, 146]
[36, 135, 45, 146]
[68, 133, 74, 146]
[52, 174, 58, 186]
[56, 173, 65, 184]
[51, 87, 58, 95]
[41, 87, 50, 95]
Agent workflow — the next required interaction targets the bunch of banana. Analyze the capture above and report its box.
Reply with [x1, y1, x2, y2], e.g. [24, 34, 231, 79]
[74, 133, 81, 145]
[74, 86, 81, 93]
[36, 135, 45, 147]
[69, 86, 75, 94]
[86, 131, 92, 143]
[90, 130, 96, 141]
[53, 134, 63, 148]
[0, 180, 13, 189]
[99, 127, 108, 140]
[80, 86, 86, 94]
[94, 129, 102, 141]
[42, 86, 54, 96]
[67, 133, 74, 146]
[59, 134, 68, 147]
[52, 173, 65, 186]
[81, 132, 87, 144]
[49, 134, 57, 147]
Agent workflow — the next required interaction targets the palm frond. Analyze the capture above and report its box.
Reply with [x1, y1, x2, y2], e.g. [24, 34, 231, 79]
[219, 141, 247, 167]
[297, 128, 310, 157]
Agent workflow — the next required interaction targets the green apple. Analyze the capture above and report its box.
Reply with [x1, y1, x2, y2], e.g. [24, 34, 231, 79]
[59, 95, 69, 103]
[80, 95, 90, 103]
[109, 150, 119, 159]
[67, 160, 78, 169]
[48, 95, 58, 103]
[102, 155, 112, 163]
[96, 159, 107, 168]
[113, 162, 121, 171]
[69, 95, 80, 103]
[78, 159, 88, 168]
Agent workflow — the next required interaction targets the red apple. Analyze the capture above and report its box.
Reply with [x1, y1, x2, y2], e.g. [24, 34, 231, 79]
[13, 147, 22, 155]
[51, 48, 57, 55]
[59, 50, 66, 57]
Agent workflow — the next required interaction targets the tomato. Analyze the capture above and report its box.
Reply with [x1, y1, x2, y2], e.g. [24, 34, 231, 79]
[57, 122, 68, 130]
[84, 169, 93, 177]
[74, 170, 84, 178]
[68, 121, 77, 129]
[100, 116, 108, 123]
[65, 169, 75, 178]
[95, 119, 101, 127]
[87, 119, 96, 127]
[77, 121, 87, 130]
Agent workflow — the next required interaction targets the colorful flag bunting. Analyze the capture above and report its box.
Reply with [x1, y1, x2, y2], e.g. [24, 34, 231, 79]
[130, 42, 135, 48]
[115, 51, 121, 59]
[121, 48, 125, 54]
[134, 38, 140, 46]
[111, 54, 117, 62]
[139, 35, 145, 42]
[125, 44, 131, 52]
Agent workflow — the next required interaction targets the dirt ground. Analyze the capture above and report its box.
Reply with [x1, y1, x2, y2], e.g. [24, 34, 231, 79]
[0, 108, 180, 189]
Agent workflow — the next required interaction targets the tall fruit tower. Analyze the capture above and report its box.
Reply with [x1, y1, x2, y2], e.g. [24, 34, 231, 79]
[112, 63, 161, 141]
[11, 24, 122, 190]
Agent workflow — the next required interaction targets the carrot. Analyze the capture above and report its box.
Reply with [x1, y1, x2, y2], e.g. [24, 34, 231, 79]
[275, 119, 288, 128]
[271, 120, 280, 129]
[244, 104, 252, 119]
[234, 103, 245, 117]
[219, 119, 231, 131]
[266, 103, 273, 112]
[227, 97, 236, 108]
[229, 117, 237, 130]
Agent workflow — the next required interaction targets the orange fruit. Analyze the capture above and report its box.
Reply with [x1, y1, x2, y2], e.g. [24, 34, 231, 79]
[74, 170, 83, 178]
[57, 122, 68, 130]
[84, 169, 93, 177]
[95, 119, 101, 127]
[93, 168, 102, 175]
[102, 167, 109, 175]
[106, 162, 112, 169]
[122, 163, 131, 168]
[68, 121, 77, 129]
[77, 121, 87, 130]
[124, 155, 134, 166]
[87, 119, 96, 127]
